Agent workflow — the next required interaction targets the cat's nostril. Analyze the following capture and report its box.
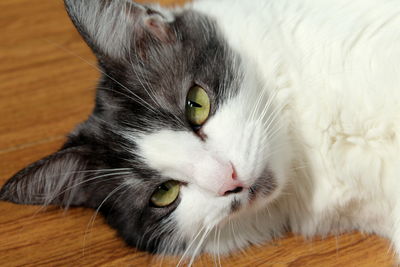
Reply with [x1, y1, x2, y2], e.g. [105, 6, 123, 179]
[231, 165, 238, 179]
[223, 186, 243, 196]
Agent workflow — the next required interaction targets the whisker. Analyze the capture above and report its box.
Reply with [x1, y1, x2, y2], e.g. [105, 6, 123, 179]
[128, 49, 160, 109]
[41, 38, 158, 113]
[212, 228, 219, 267]
[176, 225, 206, 267]
[255, 88, 278, 124]
[96, 85, 158, 114]
[32, 170, 132, 215]
[217, 227, 222, 267]
[52, 171, 131, 201]
[249, 85, 270, 122]
[261, 100, 286, 133]
[82, 182, 127, 256]
[187, 227, 212, 267]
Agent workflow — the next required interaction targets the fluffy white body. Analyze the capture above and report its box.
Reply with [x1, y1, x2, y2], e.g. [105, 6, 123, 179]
[138, 0, 400, 258]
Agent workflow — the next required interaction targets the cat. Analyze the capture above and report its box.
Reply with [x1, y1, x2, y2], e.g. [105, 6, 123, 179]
[1, 0, 400, 262]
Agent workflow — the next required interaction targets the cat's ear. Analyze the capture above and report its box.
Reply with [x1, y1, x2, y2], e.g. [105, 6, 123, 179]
[64, 0, 176, 59]
[0, 146, 93, 208]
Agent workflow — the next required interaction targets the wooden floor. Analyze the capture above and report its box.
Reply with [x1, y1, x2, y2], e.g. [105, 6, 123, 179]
[0, 0, 396, 266]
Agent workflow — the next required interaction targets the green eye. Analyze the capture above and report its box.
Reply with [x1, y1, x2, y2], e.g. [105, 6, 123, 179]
[185, 85, 210, 126]
[150, 181, 180, 207]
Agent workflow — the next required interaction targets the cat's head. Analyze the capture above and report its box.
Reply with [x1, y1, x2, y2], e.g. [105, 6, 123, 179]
[0, 0, 290, 256]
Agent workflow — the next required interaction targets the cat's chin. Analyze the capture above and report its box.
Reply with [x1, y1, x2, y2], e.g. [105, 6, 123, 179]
[201, 192, 283, 256]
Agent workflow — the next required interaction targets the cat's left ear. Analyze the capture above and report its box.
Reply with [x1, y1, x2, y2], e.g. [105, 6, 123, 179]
[0, 146, 95, 208]
[64, 0, 176, 60]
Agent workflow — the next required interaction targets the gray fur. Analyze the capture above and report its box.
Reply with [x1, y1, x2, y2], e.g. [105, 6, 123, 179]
[0, 0, 243, 254]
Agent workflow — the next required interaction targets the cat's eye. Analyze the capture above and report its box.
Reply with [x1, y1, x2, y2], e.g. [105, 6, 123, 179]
[185, 85, 210, 127]
[150, 181, 180, 207]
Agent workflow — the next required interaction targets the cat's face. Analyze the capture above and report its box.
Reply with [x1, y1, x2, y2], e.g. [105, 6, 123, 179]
[0, 0, 290, 256]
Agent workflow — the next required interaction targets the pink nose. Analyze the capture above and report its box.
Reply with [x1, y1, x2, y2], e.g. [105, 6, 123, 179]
[192, 155, 245, 196]
[217, 166, 244, 196]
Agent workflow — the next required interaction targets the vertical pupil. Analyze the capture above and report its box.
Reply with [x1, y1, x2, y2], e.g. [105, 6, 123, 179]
[160, 184, 169, 191]
[188, 100, 202, 108]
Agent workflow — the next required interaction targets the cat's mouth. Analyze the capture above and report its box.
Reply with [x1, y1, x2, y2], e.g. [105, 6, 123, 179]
[229, 171, 277, 214]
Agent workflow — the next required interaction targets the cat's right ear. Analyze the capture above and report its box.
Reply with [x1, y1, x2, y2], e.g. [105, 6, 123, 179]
[64, 0, 176, 60]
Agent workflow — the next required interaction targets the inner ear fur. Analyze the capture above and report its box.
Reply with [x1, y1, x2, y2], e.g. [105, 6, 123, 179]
[64, 0, 177, 60]
[0, 146, 92, 208]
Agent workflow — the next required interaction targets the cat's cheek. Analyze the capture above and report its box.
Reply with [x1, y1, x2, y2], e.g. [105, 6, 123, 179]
[172, 185, 233, 238]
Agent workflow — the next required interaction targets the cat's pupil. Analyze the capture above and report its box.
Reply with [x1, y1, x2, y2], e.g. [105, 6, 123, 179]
[160, 183, 170, 191]
[191, 125, 202, 132]
[187, 100, 202, 108]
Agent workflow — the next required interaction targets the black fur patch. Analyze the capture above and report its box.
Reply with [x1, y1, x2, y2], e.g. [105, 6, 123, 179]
[230, 198, 242, 213]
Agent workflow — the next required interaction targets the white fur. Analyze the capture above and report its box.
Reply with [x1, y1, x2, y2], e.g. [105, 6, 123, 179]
[139, 0, 400, 259]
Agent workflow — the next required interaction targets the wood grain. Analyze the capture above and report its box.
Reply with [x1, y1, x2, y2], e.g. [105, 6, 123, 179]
[0, 0, 396, 266]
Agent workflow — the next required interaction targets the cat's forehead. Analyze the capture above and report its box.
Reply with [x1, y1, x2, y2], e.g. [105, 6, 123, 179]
[97, 10, 242, 132]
